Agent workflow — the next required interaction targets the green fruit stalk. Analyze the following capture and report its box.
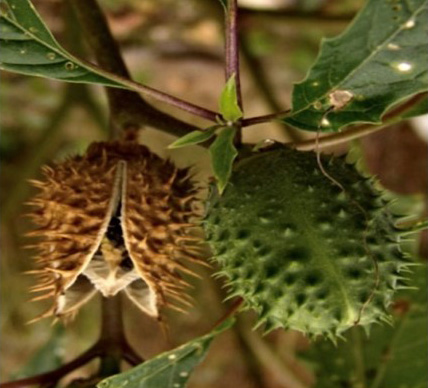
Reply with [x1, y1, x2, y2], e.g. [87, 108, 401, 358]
[204, 147, 412, 339]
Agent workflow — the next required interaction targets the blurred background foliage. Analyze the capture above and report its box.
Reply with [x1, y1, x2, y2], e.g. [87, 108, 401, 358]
[1, 0, 426, 387]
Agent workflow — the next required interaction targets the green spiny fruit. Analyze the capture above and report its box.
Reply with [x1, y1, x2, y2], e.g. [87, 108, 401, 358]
[204, 146, 413, 339]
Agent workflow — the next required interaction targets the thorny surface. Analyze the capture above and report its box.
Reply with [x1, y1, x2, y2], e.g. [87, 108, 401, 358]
[1, 0, 427, 387]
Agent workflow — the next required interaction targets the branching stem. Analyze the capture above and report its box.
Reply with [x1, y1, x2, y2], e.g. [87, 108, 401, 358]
[0, 346, 100, 388]
[0, 296, 143, 388]
[69, 0, 207, 135]
[94, 72, 219, 124]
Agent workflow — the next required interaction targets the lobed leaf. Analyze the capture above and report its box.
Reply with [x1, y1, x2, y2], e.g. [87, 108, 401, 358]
[97, 319, 234, 388]
[209, 127, 238, 194]
[283, 0, 428, 132]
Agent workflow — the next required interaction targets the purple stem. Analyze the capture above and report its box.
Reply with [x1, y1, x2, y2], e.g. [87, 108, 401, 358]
[242, 110, 291, 127]
[225, 0, 243, 110]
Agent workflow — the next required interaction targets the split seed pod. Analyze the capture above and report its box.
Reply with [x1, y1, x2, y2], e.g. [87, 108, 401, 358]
[27, 141, 204, 322]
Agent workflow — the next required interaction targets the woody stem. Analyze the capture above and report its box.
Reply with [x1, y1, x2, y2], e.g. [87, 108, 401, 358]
[97, 295, 144, 375]
[0, 296, 143, 388]
[97, 295, 126, 375]
[69, 0, 205, 136]
[0, 346, 100, 388]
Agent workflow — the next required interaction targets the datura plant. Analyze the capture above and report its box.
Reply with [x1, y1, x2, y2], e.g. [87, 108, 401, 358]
[1, 0, 427, 387]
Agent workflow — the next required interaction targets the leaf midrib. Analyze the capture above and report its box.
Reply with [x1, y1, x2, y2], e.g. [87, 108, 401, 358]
[0, 12, 120, 85]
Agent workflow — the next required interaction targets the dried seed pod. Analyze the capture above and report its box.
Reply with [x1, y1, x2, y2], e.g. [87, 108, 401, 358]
[27, 141, 204, 321]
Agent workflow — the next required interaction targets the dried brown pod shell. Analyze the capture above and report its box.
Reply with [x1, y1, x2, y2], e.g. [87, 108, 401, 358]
[27, 141, 205, 322]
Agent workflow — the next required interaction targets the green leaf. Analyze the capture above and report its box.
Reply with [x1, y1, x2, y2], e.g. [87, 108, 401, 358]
[209, 127, 238, 194]
[97, 319, 234, 388]
[304, 266, 427, 388]
[0, 0, 123, 87]
[219, 74, 243, 123]
[283, 0, 428, 132]
[168, 126, 218, 149]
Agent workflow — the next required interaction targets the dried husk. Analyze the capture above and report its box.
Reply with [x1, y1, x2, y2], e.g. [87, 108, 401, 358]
[27, 141, 205, 322]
